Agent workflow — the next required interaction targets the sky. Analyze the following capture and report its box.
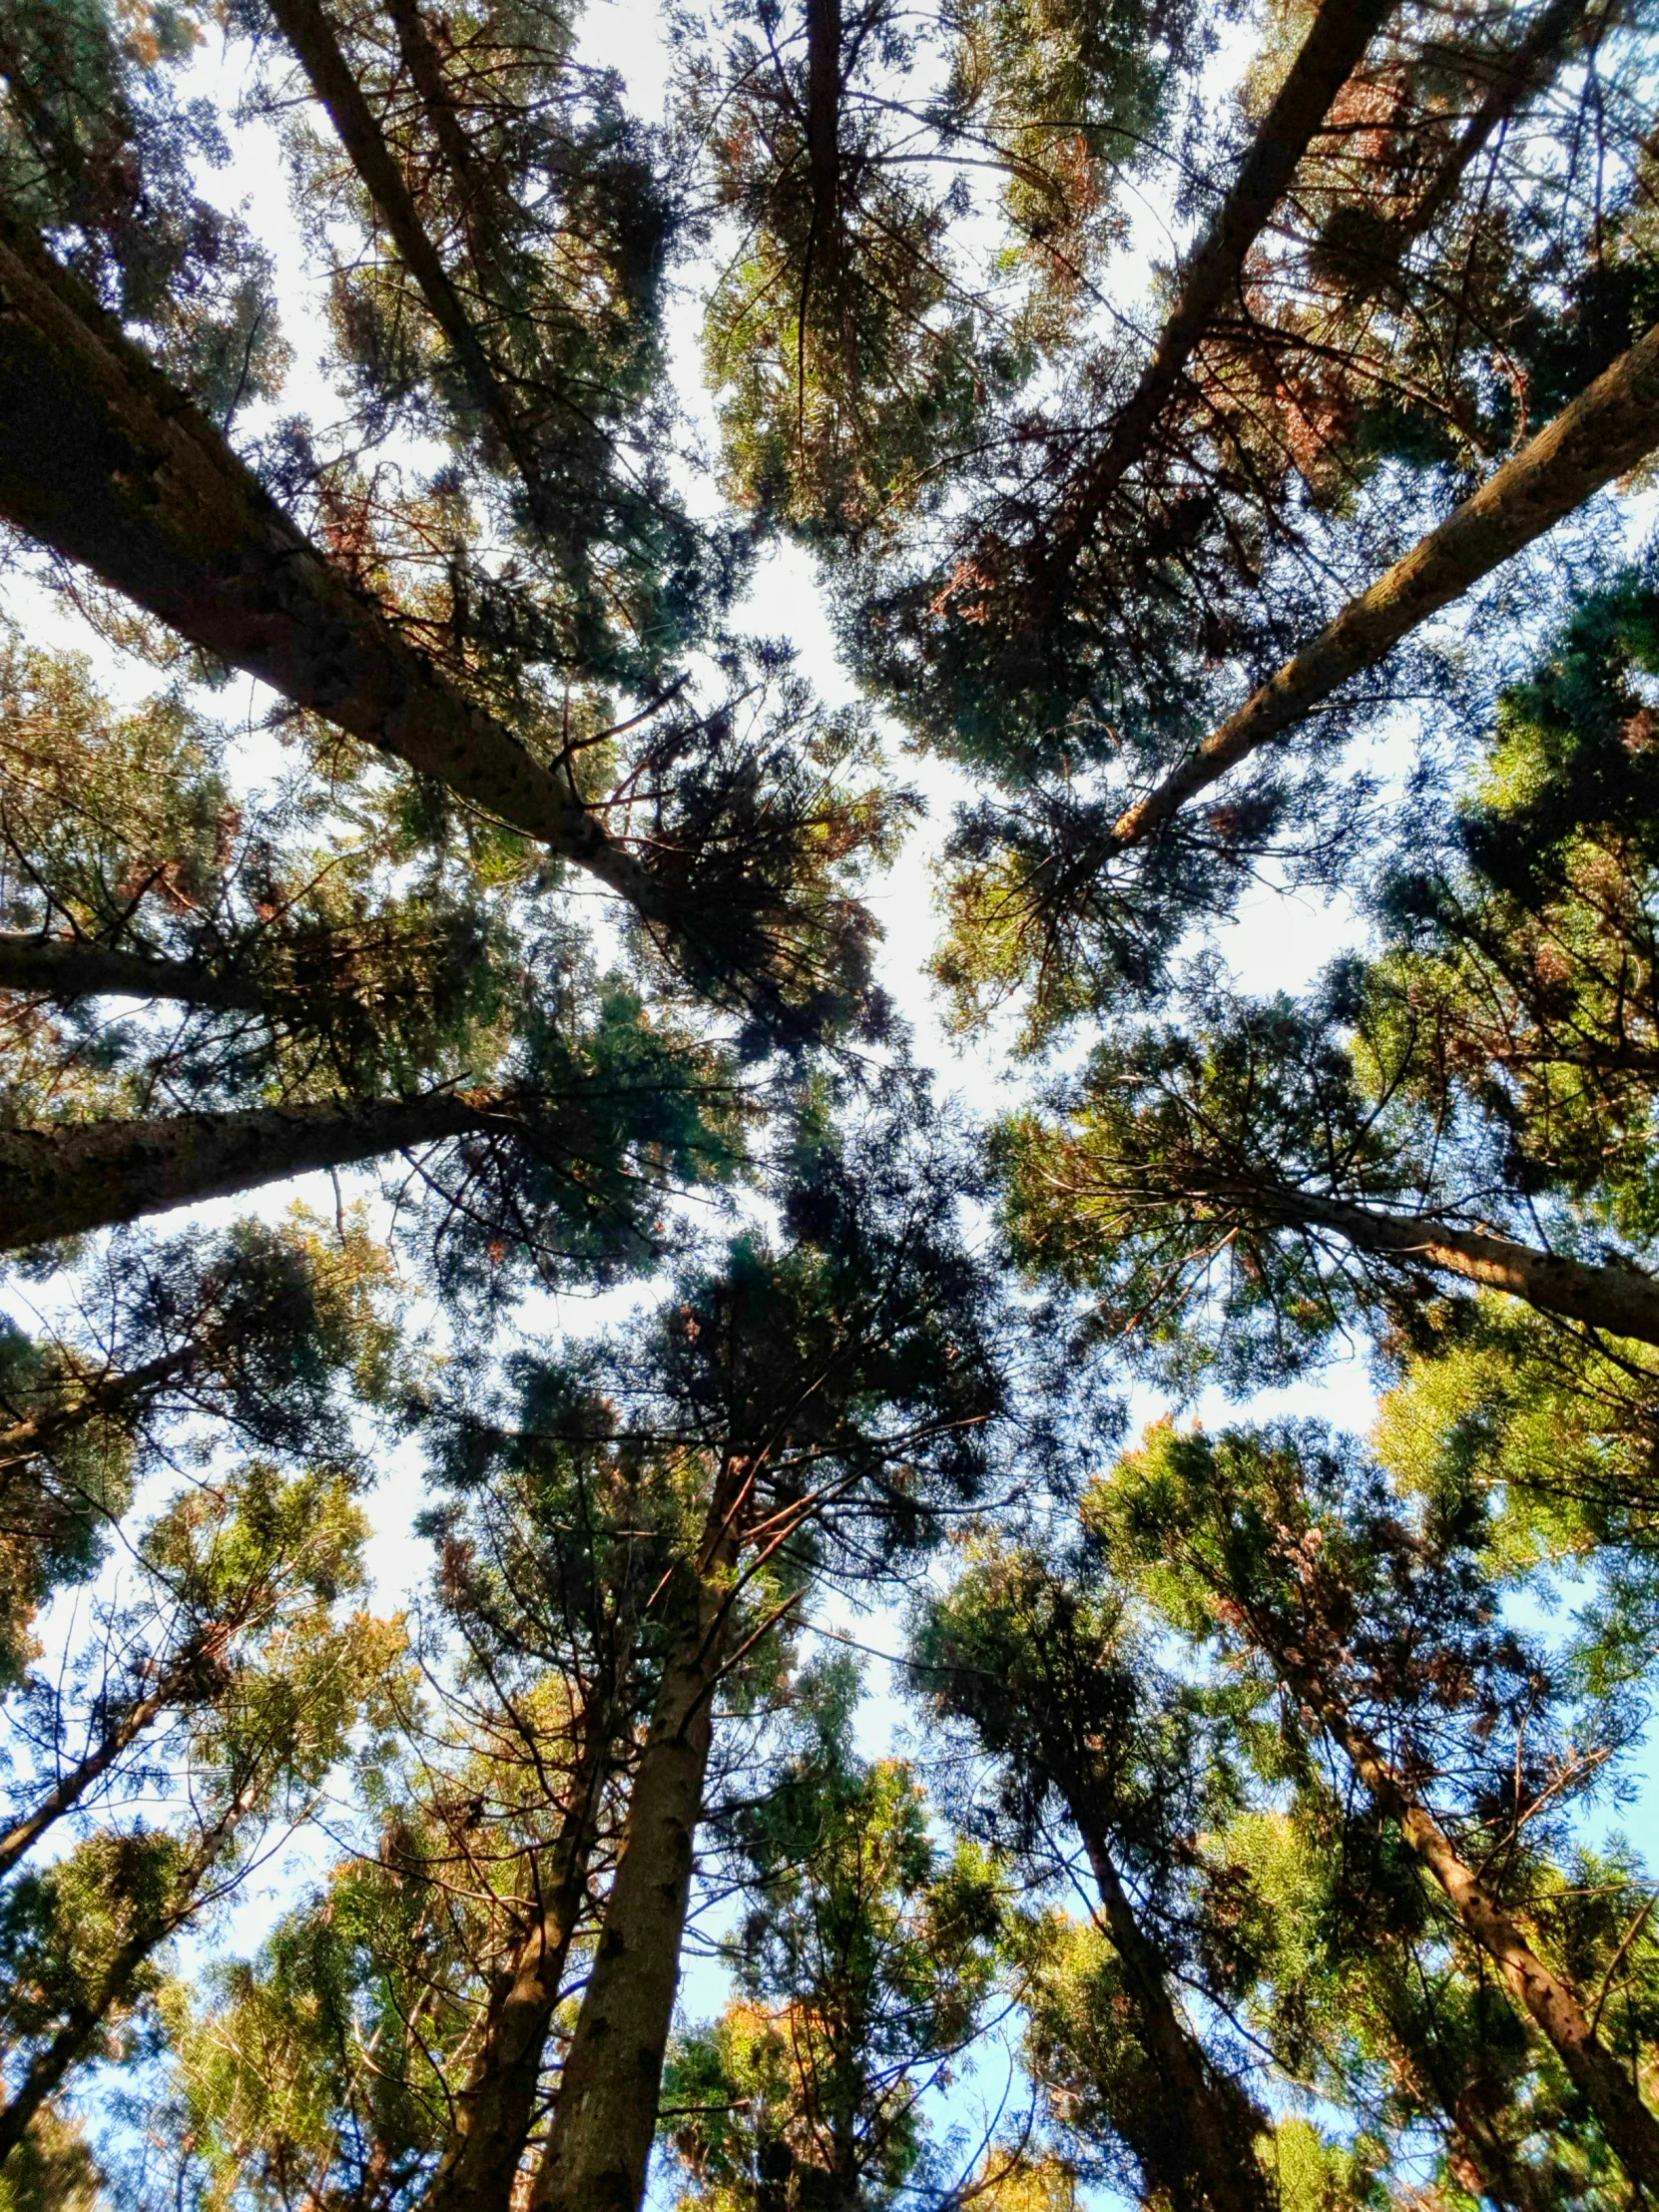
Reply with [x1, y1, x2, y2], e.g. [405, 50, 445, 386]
[6, 1, 1655, 2201]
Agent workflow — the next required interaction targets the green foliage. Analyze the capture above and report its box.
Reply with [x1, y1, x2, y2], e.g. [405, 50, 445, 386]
[664, 1662, 1010, 2210]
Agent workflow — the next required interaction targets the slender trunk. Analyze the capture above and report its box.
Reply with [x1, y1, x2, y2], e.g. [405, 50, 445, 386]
[531, 1470, 751, 2212]
[265, 0, 541, 508]
[1037, 0, 1395, 587]
[1389, 0, 1587, 253]
[1240, 1178, 1659, 1347]
[0, 934, 265, 1011]
[0, 1778, 257, 2170]
[1066, 1796, 1272, 2212]
[382, 0, 508, 276]
[0, 218, 652, 916]
[423, 1715, 620, 2212]
[0, 1631, 221, 1881]
[0, 1345, 199, 1471]
[0, 1093, 484, 1250]
[1265, 1645, 1659, 2188]
[1110, 316, 1659, 848]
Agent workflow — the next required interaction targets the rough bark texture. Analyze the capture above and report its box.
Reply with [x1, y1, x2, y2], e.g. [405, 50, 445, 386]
[1068, 1798, 1273, 2212]
[1111, 316, 1659, 846]
[423, 1719, 619, 2212]
[1037, 0, 1396, 582]
[0, 220, 656, 915]
[0, 933, 265, 1011]
[0, 1093, 483, 1250]
[266, 0, 540, 503]
[530, 1471, 750, 2212]
[1278, 1665, 1659, 2190]
[1246, 1181, 1659, 1346]
[805, 0, 843, 285]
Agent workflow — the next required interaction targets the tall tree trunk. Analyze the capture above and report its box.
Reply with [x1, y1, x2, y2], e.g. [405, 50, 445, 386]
[1065, 1793, 1273, 2212]
[1389, 0, 1587, 254]
[265, 0, 542, 510]
[0, 1630, 224, 1881]
[1237, 1177, 1659, 1346]
[530, 1467, 751, 2212]
[805, 0, 843, 290]
[1110, 316, 1659, 848]
[1260, 1641, 1659, 2189]
[424, 1699, 625, 2212]
[0, 1093, 484, 1250]
[1035, 0, 1395, 590]
[0, 1778, 258, 2171]
[383, 0, 510, 276]
[0, 934, 265, 1010]
[0, 219, 654, 917]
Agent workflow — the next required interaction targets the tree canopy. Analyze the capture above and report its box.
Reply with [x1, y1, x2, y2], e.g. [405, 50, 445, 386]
[2, 0, 1659, 2204]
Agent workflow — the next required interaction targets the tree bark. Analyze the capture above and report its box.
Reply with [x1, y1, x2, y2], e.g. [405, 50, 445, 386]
[0, 1778, 258, 2171]
[0, 1093, 484, 1250]
[530, 1468, 751, 2212]
[1066, 1795, 1273, 2212]
[265, 0, 542, 508]
[0, 1346, 199, 1472]
[424, 1711, 621, 2212]
[805, 0, 843, 291]
[1110, 315, 1659, 847]
[0, 933, 265, 1011]
[1036, 0, 1396, 587]
[1270, 1658, 1659, 2189]
[1239, 1178, 1659, 1346]
[0, 219, 656, 917]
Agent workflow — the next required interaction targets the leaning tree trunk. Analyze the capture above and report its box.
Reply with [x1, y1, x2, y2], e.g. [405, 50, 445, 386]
[1263, 1640, 1659, 2189]
[1111, 315, 1659, 847]
[265, 0, 541, 510]
[0, 1775, 258, 2171]
[0, 1629, 224, 1882]
[1242, 1178, 1659, 1347]
[0, 217, 652, 916]
[530, 1467, 752, 2212]
[1066, 1789, 1273, 2212]
[1035, 0, 1395, 588]
[424, 1682, 631, 2212]
[0, 934, 265, 1011]
[0, 1093, 485, 1250]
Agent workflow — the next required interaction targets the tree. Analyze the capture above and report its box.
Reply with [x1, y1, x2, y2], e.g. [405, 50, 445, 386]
[662, 1658, 1009, 2212]
[530, 1091, 1009, 2212]
[914, 1538, 1276, 2212]
[0, 1457, 406, 2172]
[1090, 1416, 1659, 2189]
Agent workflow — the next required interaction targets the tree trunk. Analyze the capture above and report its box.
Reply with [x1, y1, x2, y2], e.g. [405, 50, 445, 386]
[1241, 1178, 1659, 1346]
[1110, 315, 1659, 847]
[1067, 1796, 1273, 2212]
[1266, 1649, 1659, 2189]
[0, 1345, 199, 1471]
[383, 0, 509, 276]
[1388, 0, 1586, 253]
[0, 1093, 484, 1250]
[423, 1713, 620, 2212]
[0, 934, 265, 1010]
[805, 0, 843, 290]
[530, 1468, 751, 2212]
[0, 1778, 257, 2171]
[0, 219, 654, 916]
[266, 0, 540, 508]
[0, 1631, 222, 1881]
[1036, 0, 1395, 588]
